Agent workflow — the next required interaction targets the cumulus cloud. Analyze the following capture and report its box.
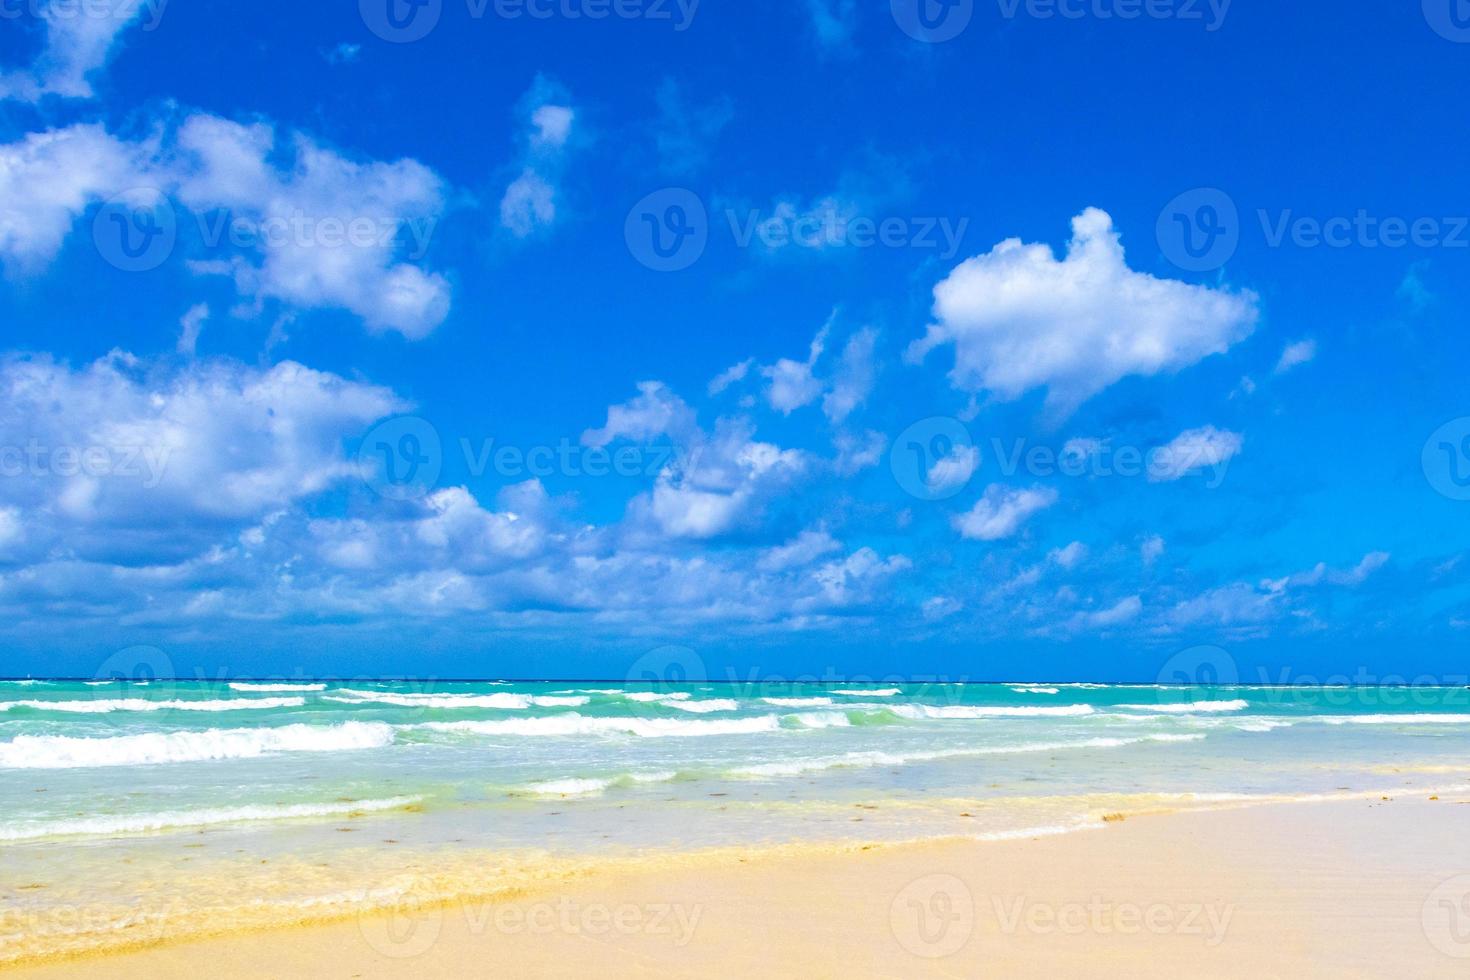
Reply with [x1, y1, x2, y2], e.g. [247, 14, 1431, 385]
[581, 381, 699, 449]
[177, 303, 209, 356]
[0, 115, 453, 337]
[1274, 339, 1317, 374]
[1141, 534, 1166, 566]
[0, 352, 402, 559]
[758, 529, 842, 572]
[952, 484, 1058, 541]
[499, 76, 577, 238]
[174, 114, 451, 339]
[908, 208, 1259, 419]
[737, 319, 876, 423]
[0, 0, 159, 103]
[0, 124, 153, 271]
[1048, 541, 1088, 569]
[1148, 426, 1243, 483]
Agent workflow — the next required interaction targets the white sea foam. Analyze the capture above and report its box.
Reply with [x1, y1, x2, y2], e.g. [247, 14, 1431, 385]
[889, 703, 1095, 719]
[760, 697, 835, 707]
[664, 698, 739, 713]
[1312, 713, 1470, 725]
[325, 690, 586, 709]
[622, 692, 693, 702]
[728, 733, 1207, 779]
[0, 697, 305, 714]
[0, 721, 395, 770]
[0, 795, 422, 843]
[228, 683, 327, 692]
[517, 771, 678, 797]
[1116, 700, 1249, 714]
[831, 688, 901, 697]
[1009, 686, 1060, 695]
[414, 714, 779, 739]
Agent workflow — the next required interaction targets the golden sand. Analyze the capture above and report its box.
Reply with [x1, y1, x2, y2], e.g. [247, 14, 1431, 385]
[5, 792, 1469, 978]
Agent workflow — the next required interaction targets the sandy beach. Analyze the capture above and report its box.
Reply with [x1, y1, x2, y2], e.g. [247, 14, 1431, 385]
[7, 793, 1468, 978]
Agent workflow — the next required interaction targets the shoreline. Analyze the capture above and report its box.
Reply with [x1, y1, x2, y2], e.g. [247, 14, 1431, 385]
[6, 790, 1469, 977]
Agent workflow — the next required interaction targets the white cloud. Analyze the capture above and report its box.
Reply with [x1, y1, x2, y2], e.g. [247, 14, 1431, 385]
[1048, 541, 1088, 569]
[177, 303, 209, 356]
[174, 114, 451, 339]
[0, 0, 158, 103]
[707, 358, 754, 396]
[757, 529, 841, 572]
[1274, 339, 1317, 374]
[0, 124, 151, 271]
[925, 444, 980, 496]
[922, 595, 962, 621]
[1087, 594, 1141, 627]
[763, 325, 828, 413]
[581, 381, 698, 449]
[499, 169, 556, 238]
[810, 548, 911, 606]
[1148, 426, 1242, 483]
[908, 208, 1259, 419]
[0, 352, 402, 548]
[1141, 534, 1165, 566]
[952, 484, 1058, 541]
[0, 116, 453, 338]
[499, 76, 577, 238]
[822, 327, 877, 423]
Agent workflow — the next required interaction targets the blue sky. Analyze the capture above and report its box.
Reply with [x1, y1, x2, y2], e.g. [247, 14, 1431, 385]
[0, 0, 1466, 680]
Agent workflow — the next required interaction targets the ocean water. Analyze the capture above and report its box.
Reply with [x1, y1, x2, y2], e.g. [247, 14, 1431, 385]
[3, 678, 1469, 962]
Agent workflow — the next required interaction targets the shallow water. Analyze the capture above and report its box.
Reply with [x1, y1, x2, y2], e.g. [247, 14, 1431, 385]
[3, 680, 1468, 962]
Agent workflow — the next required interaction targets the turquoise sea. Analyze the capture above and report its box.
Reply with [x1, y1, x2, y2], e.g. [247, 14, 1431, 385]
[3, 678, 1469, 961]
